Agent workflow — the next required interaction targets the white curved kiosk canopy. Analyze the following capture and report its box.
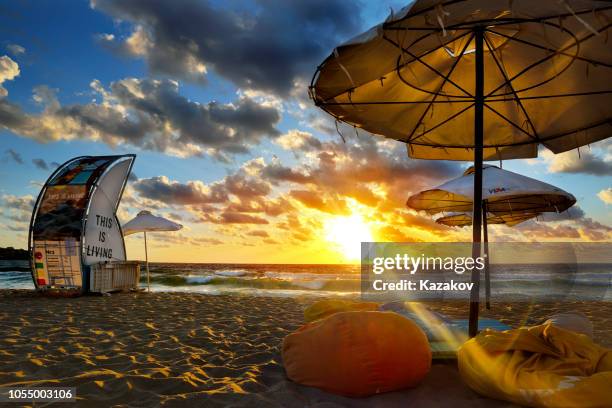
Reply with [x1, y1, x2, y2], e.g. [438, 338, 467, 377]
[29, 155, 135, 294]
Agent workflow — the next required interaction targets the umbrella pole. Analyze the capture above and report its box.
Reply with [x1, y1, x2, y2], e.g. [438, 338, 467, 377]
[468, 27, 485, 338]
[144, 231, 150, 293]
[483, 200, 491, 310]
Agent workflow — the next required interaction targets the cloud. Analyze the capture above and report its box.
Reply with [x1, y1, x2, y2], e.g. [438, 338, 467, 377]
[224, 173, 271, 199]
[290, 189, 350, 215]
[4, 148, 23, 164]
[0, 55, 19, 98]
[163, 212, 182, 221]
[254, 130, 461, 212]
[259, 158, 314, 185]
[224, 195, 291, 217]
[32, 158, 49, 170]
[92, 0, 361, 96]
[1, 194, 35, 224]
[247, 230, 269, 238]
[515, 208, 612, 241]
[597, 188, 612, 205]
[132, 165, 290, 226]
[3, 194, 35, 211]
[543, 142, 611, 176]
[192, 236, 223, 245]
[575, 217, 612, 241]
[536, 206, 585, 222]
[0, 78, 281, 160]
[133, 175, 228, 205]
[6, 44, 26, 56]
[275, 129, 322, 152]
[109, 129, 612, 246]
[143, 232, 224, 247]
[516, 222, 582, 239]
[216, 212, 269, 224]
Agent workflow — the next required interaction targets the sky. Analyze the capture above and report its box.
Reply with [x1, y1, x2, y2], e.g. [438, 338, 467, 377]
[0, 0, 610, 264]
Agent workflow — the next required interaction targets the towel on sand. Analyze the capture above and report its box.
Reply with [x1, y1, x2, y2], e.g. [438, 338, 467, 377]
[458, 323, 612, 408]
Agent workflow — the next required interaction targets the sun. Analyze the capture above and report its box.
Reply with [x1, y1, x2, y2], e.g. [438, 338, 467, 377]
[324, 214, 373, 261]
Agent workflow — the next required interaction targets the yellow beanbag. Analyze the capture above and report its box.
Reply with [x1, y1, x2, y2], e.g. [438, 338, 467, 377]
[303, 299, 379, 322]
[458, 324, 612, 408]
[283, 311, 431, 397]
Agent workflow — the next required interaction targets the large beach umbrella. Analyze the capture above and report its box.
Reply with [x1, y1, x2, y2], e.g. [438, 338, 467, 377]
[310, 0, 611, 335]
[409, 164, 576, 308]
[122, 210, 183, 292]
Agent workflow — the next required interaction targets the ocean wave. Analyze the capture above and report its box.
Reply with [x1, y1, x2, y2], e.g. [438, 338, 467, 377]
[214, 270, 248, 277]
[263, 271, 351, 280]
[492, 277, 611, 288]
[185, 275, 215, 284]
[1, 262, 609, 299]
[144, 274, 362, 292]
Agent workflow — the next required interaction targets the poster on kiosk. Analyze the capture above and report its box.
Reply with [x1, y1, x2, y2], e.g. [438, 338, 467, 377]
[29, 155, 135, 295]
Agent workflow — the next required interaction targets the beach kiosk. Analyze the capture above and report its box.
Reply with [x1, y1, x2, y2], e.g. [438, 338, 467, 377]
[28, 154, 138, 295]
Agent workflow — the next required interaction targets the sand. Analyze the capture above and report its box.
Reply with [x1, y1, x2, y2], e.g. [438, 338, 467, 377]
[0, 290, 610, 407]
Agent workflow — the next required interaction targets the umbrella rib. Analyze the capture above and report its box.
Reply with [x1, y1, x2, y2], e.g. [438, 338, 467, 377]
[320, 100, 473, 106]
[314, 30, 473, 105]
[383, 35, 473, 97]
[488, 26, 612, 69]
[471, 6, 612, 28]
[405, 32, 475, 142]
[392, 29, 473, 75]
[486, 22, 611, 97]
[410, 103, 475, 143]
[487, 90, 612, 102]
[485, 23, 582, 98]
[483, 31, 540, 141]
[484, 103, 538, 141]
[407, 115, 610, 148]
[422, 203, 474, 212]
[318, 89, 612, 105]
[385, 2, 612, 30]
[417, 198, 472, 203]
[540, 116, 612, 145]
[311, 109, 610, 150]
[384, 0, 468, 27]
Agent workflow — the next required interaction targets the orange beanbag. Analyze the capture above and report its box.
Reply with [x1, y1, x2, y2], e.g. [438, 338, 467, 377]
[303, 299, 379, 322]
[282, 311, 431, 397]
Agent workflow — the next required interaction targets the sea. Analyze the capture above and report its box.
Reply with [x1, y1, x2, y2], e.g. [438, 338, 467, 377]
[1, 260, 610, 301]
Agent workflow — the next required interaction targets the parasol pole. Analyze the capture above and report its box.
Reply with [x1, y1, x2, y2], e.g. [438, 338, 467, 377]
[482, 200, 491, 310]
[468, 26, 485, 338]
[144, 231, 150, 293]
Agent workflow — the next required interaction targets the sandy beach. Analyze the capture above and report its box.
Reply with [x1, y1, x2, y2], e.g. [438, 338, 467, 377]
[0, 289, 610, 407]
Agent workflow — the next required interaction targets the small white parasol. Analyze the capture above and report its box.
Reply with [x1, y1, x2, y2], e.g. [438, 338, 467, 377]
[122, 210, 183, 292]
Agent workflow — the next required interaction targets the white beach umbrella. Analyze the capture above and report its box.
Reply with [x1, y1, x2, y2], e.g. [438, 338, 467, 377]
[122, 210, 183, 292]
[407, 165, 576, 215]
[408, 165, 575, 309]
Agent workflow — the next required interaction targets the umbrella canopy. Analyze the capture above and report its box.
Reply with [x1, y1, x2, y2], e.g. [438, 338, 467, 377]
[310, 0, 610, 336]
[407, 165, 576, 215]
[123, 210, 183, 236]
[409, 165, 575, 309]
[311, 0, 612, 161]
[122, 210, 183, 292]
[435, 211, 538, 227]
